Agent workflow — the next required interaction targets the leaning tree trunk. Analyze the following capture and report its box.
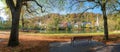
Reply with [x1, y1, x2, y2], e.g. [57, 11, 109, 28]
[102, 4, 109, 40]
[8, 10, 21, 47]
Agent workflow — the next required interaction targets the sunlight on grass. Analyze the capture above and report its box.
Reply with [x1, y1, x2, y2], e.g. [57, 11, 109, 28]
[20, 31, 120, 37]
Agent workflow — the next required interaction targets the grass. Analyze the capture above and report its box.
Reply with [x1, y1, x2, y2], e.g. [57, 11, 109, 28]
[19, 31, 120, 37]
[0, 30, 120, 37]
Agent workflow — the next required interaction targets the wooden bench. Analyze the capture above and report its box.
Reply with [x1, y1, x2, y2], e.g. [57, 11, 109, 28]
[71, 36, 93, 46]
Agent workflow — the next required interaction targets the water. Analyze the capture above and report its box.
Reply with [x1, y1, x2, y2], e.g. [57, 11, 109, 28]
[38, 30, 99, 34]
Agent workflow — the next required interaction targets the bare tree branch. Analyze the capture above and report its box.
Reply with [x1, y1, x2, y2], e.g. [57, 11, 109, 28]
[80, 5, 98, 17]
[111, 4, 120, 13]
[116, 1, 120, 5]
[34, 0, 44, 13]
[69, 0, 87, 9]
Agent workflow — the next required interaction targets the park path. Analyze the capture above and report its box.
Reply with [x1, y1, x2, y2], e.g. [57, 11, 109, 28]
[50, 40, 120, 52]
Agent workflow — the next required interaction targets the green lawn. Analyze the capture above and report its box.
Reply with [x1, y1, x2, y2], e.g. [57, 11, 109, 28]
[20, 31, 120, 37]
[0, 30, 120, 37]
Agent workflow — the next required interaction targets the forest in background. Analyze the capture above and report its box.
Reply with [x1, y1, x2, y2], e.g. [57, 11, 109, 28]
[0, 12, 120, 33]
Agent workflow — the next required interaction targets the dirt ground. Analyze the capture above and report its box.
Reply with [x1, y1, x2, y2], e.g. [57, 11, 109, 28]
[0, 33, 120, 52]
[0, 33, 70, 52]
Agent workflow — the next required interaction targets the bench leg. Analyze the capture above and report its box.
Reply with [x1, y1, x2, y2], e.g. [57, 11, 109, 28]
[88, 40, 90, 46]
[71, 41, 75, 47]
[88, 39, 92, 47]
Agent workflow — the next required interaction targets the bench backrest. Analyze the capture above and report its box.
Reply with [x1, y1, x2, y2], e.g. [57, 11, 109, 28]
[71, 36, 92, 41]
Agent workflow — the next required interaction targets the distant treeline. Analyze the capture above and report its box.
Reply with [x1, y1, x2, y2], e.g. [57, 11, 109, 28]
[0, 13, 120, 33]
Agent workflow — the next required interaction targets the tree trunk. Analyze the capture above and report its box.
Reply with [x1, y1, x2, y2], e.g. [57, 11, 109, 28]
[102, 4, 109, 40]
[8, 11, 20, 47]
[21, 15, 25, 30]
[6, 0, 23, 47]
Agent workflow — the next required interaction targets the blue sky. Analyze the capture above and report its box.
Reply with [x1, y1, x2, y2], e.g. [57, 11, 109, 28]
[49, 1, 102, 15]
[0, 1, 102, 20]
[84, 2, 102, 14]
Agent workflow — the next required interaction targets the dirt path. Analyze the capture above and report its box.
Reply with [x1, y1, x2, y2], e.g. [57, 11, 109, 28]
[0, 33, 70, 52]
[0, 32, 120, 52]
[50, 41, 120, 52]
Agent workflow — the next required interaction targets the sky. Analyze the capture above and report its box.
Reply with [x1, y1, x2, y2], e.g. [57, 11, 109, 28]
[48, 1, 102, 15]
[0, 1, 102, 20]
[0, 1, 7, 20]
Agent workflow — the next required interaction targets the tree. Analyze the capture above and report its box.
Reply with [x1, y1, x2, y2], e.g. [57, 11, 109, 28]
[6, 0, 23, 47]
[5, 0, 66, 47]
[5, 0, 44, 47]
[72, 0, 120, 40]
[98, 0, 109, 40]
[87, 0, 120, 40]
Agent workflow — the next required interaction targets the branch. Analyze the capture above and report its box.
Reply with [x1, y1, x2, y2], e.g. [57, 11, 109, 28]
[116, 1, 120, 5]
[48, 0, 57, 8]
[26, 7, 39, 14]
[111, 4, 120, 13]
[94, 0, 102, 6]
[69, 0, 87, 9]
[16, 0, 23, 11]
[80, 5, 98, 17]
[34, 0, 44, 13]
[6, 0, 16, 12]
[109, 1, 120, 14]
